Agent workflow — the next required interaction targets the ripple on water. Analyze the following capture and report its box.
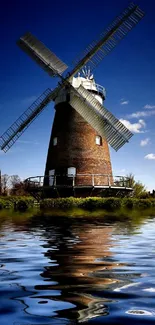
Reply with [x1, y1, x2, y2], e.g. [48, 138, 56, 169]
[0, 215, 155, 324]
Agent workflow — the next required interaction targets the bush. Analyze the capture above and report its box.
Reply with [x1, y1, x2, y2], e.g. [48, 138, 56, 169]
[41, 197, 80, 209]
[40, 197, 155, 211]
[0, 196, 155, 212]
[14, 200, 29, 211]
[41, 197, 122, 211]
[78, 197, 101, 209]
[134, 199, 152, 209]
[101, 198, 121, 210]
[0, 196, 34, 211]
[122, 198, 135, 209]
[0, 199, 4, 210]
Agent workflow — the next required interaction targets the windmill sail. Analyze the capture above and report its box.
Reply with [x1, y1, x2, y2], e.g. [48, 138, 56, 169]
[0, 88, 59, 152]
[70, 3, 144, 75]
[70, 85, 133, 151]
[17, 33, 68, 77]
[0, 2, 144, 154]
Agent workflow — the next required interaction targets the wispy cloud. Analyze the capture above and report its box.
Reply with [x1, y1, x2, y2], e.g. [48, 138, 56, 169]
[145, 153, 155, 160]
[144, 104, 155, 109]
[128, 110, 155, 118]
[120, 119, 146, 133]
[140, 138, 150, 147]
[120, 100, 129, 105]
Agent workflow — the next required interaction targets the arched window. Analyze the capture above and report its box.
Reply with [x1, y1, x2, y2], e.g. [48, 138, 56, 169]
[95, 135, 102, 145]
[53, 137, 57, 146]
[49, 169, 55, 186]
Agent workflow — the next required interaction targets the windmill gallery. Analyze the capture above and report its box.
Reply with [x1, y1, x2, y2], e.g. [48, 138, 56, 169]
[0, 3, 144, 198]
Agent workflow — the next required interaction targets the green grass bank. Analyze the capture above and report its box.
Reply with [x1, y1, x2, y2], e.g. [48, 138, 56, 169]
[1, 196, 155, 212]
[40, 197, 155, 211]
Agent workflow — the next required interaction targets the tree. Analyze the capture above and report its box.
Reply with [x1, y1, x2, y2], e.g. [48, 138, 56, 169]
[10, 175, 28, 196]
[0, 174, 29, 196]
[1, 174, 10, 196]
[10, 175, 21, 188]
[127, 173, 147, 198]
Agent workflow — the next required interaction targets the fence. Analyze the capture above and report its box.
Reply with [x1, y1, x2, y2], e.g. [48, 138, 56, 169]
[25, 174, 132, 189]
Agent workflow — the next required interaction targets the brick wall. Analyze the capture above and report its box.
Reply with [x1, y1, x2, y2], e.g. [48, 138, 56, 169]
[45, 102, 113, 186]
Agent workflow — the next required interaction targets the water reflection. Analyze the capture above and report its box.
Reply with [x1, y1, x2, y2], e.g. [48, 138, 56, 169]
[36, 221, 116, 322]
[0, 213, 155, 324]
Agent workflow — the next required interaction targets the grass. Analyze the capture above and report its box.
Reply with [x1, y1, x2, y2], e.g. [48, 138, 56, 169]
[0, 196, 155, 212]
[40, 197, 155, 211]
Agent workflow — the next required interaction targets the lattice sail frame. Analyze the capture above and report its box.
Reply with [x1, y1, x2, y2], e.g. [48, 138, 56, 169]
[0, 2, 145, 152]
[17, 33, 68, 77]
[71, 3, 144, 75]
[70, 85, 133, 151]
[0, 88, 58, 152]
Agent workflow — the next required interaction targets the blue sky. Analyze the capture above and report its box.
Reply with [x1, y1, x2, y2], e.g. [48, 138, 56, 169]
[0, 0, 155, 190]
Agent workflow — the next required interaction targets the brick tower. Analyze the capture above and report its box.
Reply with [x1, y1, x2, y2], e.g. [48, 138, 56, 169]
[44, 75, 113, 196]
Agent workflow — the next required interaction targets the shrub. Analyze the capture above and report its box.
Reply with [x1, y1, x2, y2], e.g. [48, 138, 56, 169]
[135, 199, 152, 209]
[78, 197, 101, 209]
[40, 197, 155, 211]
[0, 199, 4, 210]
[41, 197, 81, 209]
[0, 196, 34, 211]
[41, 197, 122, 211]
[0, 196, 155, 212]
[122, 198, 135, 209]
[14, 199, 29, 211]
[101, 198, 121, 210]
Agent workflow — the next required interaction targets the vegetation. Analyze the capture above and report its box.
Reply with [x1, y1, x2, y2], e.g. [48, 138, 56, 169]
[126, 173, 148, 198]
[40, 197, 155, 211]
[0, 174, 28, 196]
[0, 172, 154, 212]
[0, 195, 155, 212]
[0, 196, 34, 211]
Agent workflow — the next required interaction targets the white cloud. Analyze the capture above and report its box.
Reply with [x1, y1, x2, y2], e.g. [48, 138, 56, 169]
[120, 100, 129, 105]
[140, 138, 150, 147]
[144, 104, 155, 109]
[120, 119, 146, 133]
[145, 153, 155, 160]
[128, 110, 155, 118]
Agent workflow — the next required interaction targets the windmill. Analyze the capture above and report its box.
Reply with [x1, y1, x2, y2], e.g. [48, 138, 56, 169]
[0, 3, 144, 197]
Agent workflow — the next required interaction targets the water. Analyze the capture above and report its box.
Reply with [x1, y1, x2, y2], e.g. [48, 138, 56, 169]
[0, 211, 155, 324]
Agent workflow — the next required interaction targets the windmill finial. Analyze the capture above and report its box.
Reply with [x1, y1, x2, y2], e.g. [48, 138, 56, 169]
[81, 65, 93, 80]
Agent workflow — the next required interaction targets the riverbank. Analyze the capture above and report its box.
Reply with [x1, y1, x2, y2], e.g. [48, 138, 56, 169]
[0, 196, 155, 212]
[40, 197, 155, 210]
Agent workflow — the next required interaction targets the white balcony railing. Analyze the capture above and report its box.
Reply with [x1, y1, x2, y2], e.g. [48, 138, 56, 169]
[25, 174, 132, 189]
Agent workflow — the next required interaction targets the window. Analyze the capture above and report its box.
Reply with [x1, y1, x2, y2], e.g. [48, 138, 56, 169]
[67, 167, 76, 177]
[53, 137, 57, 146]
[49, 169, 55, 186]
[96, 135, 102, 145]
